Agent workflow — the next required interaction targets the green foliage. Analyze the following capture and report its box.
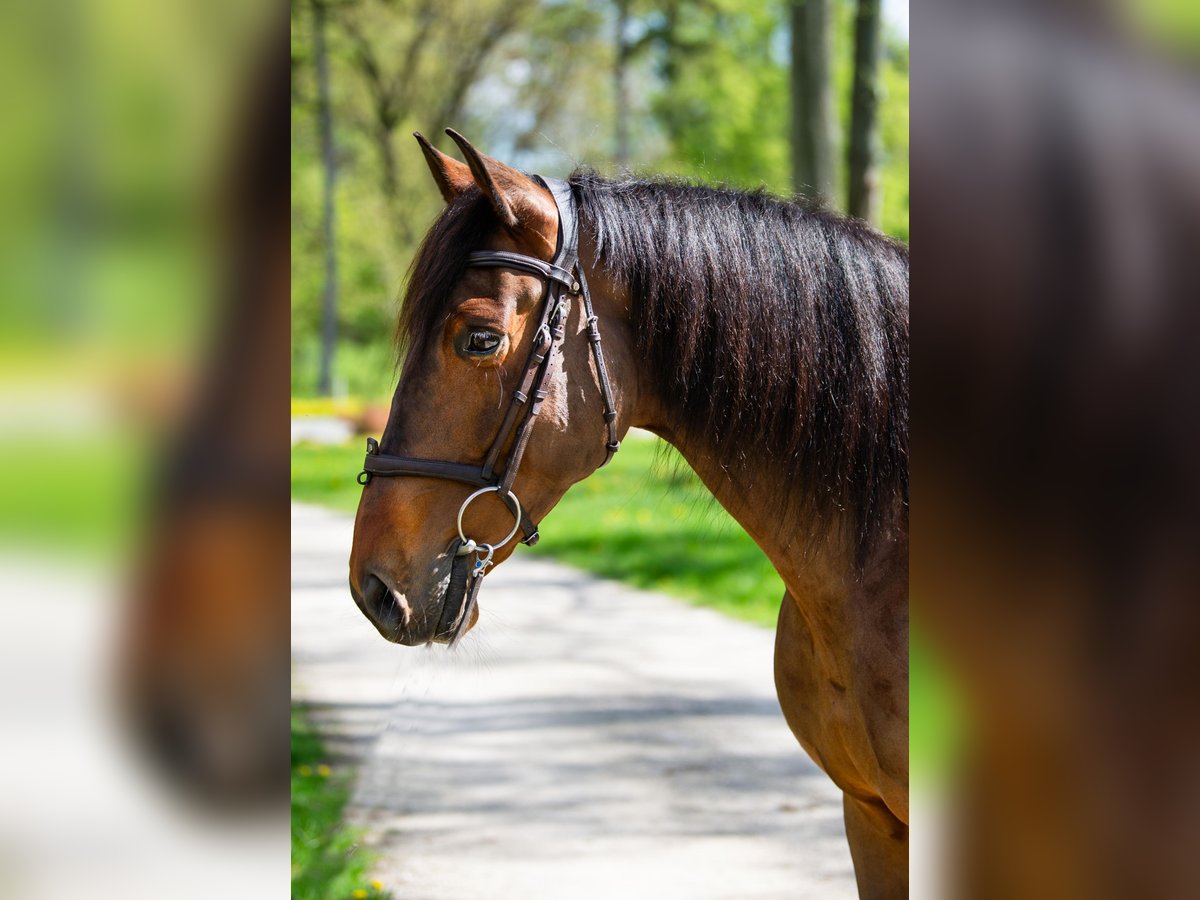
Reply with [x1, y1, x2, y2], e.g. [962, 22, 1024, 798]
[628, 0, 907, 226]
[1128, 0, 1200, 57]
[879, 35, 910, 240]
[291, 440, 371, 513]
[642, 0, 791, 194]
[292, 335, 398, 400]
[292, 705, 391, 900]
[292, 435, 785, 626]
[291, 0, 909, 401]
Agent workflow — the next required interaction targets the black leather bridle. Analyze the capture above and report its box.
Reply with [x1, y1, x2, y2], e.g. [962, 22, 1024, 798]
[358, 177, 620, 645]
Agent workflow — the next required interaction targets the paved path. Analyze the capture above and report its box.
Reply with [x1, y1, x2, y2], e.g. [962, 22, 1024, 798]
[292, 503, 855, 899]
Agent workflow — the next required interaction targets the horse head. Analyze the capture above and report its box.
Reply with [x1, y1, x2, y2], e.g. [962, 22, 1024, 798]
[348, 131, 630, 645]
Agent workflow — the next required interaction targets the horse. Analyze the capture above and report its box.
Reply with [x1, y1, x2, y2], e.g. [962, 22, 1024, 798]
[349, 130, 908, 898]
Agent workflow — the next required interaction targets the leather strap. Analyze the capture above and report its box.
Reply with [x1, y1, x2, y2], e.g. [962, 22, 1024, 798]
[541, 176, 620, 465]
[361, 448, 488, 486]
[579, 268, 621, 465]
[450, 569, 484, 647]
[540, 177, 578, 270]
[436, 541, 472, 641]
[480, 283, 560, 483]
[466, 251, 575, 290]
[434, 539, 487, 647]
[361, 438, 541, 544]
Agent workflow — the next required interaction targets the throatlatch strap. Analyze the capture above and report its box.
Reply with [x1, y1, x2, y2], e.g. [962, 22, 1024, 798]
[579, 270, 621, 465]
[361, 439, 541, 544]
[540, 177, 619, 465]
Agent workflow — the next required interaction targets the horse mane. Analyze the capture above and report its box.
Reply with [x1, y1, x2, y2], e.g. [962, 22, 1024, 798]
[399, 173, 909, 560]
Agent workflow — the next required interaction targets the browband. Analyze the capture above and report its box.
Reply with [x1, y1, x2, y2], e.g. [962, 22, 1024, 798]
[466, 251, 577, 291]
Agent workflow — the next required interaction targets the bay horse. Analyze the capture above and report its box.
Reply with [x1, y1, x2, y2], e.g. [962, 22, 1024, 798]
[349, 131, 908, 898]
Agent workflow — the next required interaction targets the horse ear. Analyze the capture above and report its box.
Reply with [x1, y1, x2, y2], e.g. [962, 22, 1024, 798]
[414, 132, 474, 202]
[444, 128, 558, 257]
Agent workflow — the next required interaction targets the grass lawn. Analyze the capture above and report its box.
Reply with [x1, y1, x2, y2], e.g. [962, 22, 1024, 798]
[291, 706, 391, 900]
[0, 434, 146, 560]
[291, 434, 785, 627]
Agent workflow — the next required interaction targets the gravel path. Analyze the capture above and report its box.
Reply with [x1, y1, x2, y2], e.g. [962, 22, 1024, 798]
[292, 502, 855, 899]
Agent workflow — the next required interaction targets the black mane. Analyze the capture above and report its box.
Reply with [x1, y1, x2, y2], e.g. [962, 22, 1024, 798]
[400, 173, 909, 559]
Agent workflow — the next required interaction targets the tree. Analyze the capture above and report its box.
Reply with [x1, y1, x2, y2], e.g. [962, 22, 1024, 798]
[614, 0, 631, 168]
[288, 0, 909, 398]
[639, 0, 790, 193]
[313, 0, 339, 396]
[334, 0, 535, 250]
[847, 0, 881, 223]
[791, 0, 835, 201]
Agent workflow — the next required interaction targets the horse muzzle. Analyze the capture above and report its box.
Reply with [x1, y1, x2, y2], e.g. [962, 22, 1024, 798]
[351, 543, 483, 647]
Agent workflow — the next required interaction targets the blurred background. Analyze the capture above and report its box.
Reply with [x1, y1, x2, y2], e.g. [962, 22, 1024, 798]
[289, 0, 909, 403]
[0, 0, 289, 897]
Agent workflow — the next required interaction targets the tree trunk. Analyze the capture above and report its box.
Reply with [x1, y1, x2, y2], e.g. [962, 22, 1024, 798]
[848, 0, 882, 224]
[373, 121, 414, 252]
[313, 0, 338, 397]
[614, 0, 631, 168]
[790, 0, 835, 202]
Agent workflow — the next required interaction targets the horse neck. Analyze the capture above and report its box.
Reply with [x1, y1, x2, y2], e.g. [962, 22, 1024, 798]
[641, 417, 854, 592]
[627, 353, 893, 641]
[582, 245, 857, 593]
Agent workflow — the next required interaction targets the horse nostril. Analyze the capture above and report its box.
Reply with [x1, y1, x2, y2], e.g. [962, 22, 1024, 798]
[356, 572, 409, 637]
[360, 572, 388, 614]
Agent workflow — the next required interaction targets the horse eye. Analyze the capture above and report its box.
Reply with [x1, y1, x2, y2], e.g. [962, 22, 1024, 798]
[464, 330, 501, 355]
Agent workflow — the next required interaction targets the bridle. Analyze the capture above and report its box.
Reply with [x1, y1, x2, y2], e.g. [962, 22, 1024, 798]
[357, 177, 621, 645]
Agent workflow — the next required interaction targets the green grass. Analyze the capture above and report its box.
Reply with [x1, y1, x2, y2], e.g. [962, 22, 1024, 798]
[292, 706, 391, 900]
[291, 435, 785, 626]
[291, 440, 375, 514]
[0, 433, 147, 560]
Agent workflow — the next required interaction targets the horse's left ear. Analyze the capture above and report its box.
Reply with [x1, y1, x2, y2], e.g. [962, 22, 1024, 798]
[444, 128, 559, 258]
[414, 132, 474, 202]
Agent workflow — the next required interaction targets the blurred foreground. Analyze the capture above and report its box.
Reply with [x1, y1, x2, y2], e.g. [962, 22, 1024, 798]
[913, 0, 1200, 897]
[0, 1, 289, 896]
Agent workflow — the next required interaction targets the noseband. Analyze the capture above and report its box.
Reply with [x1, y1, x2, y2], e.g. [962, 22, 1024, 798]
[358, 177, 621, 645]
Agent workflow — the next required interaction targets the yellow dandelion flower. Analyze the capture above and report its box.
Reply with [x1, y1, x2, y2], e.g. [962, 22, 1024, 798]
[371, 880, 384, 891]
[352, 890, 368, 899]
[317, 764, 332, 777]
[298, 765, 312, 777]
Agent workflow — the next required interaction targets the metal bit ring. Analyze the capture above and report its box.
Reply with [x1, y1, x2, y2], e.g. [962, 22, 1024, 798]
[455, 486, 522, 552]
